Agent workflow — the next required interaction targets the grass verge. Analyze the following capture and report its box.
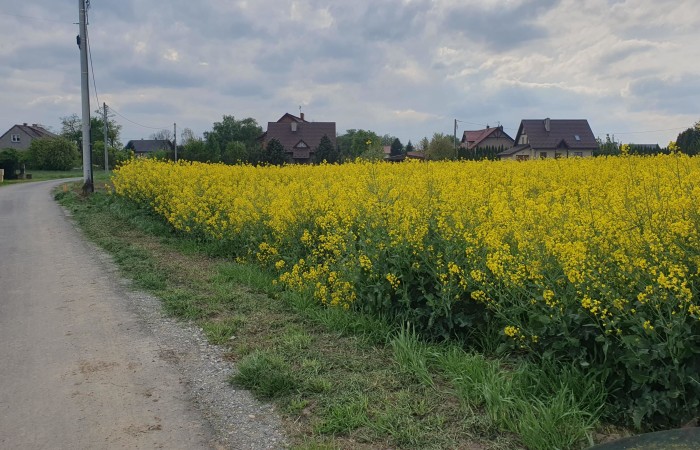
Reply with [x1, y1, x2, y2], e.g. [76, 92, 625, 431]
[56, 182, 622, 450]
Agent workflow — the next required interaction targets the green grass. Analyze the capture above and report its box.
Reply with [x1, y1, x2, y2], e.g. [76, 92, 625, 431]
[55, 182, 621, 450]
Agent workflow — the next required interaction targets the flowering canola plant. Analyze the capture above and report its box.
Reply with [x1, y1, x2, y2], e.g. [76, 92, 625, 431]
[113, 155, 700, 428]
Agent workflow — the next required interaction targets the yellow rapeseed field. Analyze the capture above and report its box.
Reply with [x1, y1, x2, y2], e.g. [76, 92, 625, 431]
[113, 155, 700, 426]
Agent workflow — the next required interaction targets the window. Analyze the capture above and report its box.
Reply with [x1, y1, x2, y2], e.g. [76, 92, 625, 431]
[573, 151, 583, 157]
[574, 135, 581, 141]
[540, 151, 548, 159]
[516, 155, 530, 161]
[11, 134, 20, 142]
[519, 134, 528, 145]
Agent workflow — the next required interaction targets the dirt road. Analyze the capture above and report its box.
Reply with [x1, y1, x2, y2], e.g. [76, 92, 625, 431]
[0, 180, 285, 449]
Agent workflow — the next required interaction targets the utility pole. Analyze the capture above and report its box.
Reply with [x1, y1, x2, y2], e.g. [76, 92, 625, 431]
[173, 123, 177, 161]
[78, 0, 93, 192]
[454, 119, 458, 160]
[103, 102, 108, 173]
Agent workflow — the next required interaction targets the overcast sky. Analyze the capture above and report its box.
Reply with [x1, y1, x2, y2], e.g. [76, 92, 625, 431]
[1, 0, 698, 146]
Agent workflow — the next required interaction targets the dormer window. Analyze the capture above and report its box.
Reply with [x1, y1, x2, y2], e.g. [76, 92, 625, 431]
[11, 134, 20, 142]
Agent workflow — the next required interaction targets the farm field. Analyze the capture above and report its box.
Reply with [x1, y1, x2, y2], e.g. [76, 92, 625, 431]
[62, 154, 697, 448]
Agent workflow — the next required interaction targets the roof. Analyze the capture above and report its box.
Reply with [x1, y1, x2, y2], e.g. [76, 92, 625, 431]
[125, 139, 173, 153]
[516, 119, 597, 150]
[461, 126, 513, 149]
[498, 144, 530, 156]
[265, 122, 336, 153]
[0, 123, 57, 141]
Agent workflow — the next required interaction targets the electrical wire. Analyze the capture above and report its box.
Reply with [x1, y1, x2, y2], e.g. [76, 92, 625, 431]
[109, 106, 168, 130]
[85, 18, 100, 108]
[0, 12, 71, 24]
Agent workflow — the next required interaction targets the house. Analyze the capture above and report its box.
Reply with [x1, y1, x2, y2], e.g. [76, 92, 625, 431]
[498, 119, 598, 161]
[460, 126, 514, 151]
[260, 113, 336, 164]
[124, 139, 173, 157]
[0, 123, 57, 151]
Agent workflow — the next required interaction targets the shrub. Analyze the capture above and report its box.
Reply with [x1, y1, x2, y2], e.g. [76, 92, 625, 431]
[27, 137, 78, 170]
[0, 148, 20, 179]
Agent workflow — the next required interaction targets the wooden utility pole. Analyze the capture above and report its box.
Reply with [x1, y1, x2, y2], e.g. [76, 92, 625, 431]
[103, 103, 109, 173]
[78, 0, 93, 192]
[454, 119, 458, 160]
[173, 123, 177, 161]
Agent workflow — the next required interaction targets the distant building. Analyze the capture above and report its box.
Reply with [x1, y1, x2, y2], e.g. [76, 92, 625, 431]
[0, 123, 57, 151]
[124, 139, 173, 157]
[259, 113, 336, 164]
[460, 126, 514, 151]
[499, 119, 598, 160]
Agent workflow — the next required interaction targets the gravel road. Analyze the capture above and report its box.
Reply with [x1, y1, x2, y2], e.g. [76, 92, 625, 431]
[0, 180, 287, 449]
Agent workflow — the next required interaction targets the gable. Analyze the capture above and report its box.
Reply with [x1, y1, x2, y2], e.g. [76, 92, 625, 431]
[517, 119, 597, 150]
[265, 121, 336, 153]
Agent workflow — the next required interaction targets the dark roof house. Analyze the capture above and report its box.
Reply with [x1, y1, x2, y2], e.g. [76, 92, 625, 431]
[499, 119, 598, 160]
[461, 126, 514, 150]
[261, 113, 336, 164]
[0, 123, 57, 151]
[125, 139, 173, 157]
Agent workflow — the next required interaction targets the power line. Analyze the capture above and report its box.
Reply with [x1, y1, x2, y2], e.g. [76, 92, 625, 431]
[85, 17, 100, 107]
[0, 12, 72, 24]
[109, 106, 168, 130]
[609, 127, 688, 135]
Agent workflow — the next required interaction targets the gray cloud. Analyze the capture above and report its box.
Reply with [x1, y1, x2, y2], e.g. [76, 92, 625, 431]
[442, 0, 560, 50]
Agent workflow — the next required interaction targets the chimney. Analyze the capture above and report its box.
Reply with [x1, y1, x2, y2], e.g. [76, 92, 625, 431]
[300, 112, 305, 121]
[23, 123, 28, 126]
[544, 118, 551, 132]
[486, 124, 490, 129]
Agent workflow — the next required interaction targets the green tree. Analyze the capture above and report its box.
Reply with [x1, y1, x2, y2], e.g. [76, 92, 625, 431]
[180, 138, 212, 162]
[390, 138, 403, 156]
[675, 121, 700, 155]
[204, 116, 263, 163]
[426, 133, 455, 160]
[0, 149, 20, 179]
[221, 141, 248, 164]
[405, 140, 415, 154]
[27, 137, 78, 170]
[594, 134, 620, 156]
[264, 139, 288, 166]
[60, 112, 122, 149]
[314, 135, 339, 163]
[336, 129, 382, 160]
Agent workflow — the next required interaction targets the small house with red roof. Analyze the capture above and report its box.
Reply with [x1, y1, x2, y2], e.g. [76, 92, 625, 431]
[460, 125, 514, 151]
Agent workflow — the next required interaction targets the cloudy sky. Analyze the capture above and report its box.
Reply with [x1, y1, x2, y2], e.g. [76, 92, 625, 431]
[1, 0, 698, 147]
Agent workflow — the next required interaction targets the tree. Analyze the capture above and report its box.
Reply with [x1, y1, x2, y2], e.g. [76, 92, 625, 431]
[180, 138, 212, 162]
[426, 133, 455, 160]
[405, 140, 415, 154]
[595, 134, 620, 156]
[419, 137, 430, 152]
[27, 137, 78, 170]
[390, 138, 403, 156]
[60, 112, 122, 149]
[204, 115, 263, 163]
[221, 141, 248, 164]
[180, 128, 197, 146]
[336, 129, 382, 161]
[675, 121, 700, 155]
[0, 149, 20, 179]
[264, 138, 288, 166]
[150, 129, 173, 141]
[314, 135, 339, 163]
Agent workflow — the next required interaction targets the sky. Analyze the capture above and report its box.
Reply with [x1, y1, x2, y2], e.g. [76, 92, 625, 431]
[1, 0, 698, 147]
